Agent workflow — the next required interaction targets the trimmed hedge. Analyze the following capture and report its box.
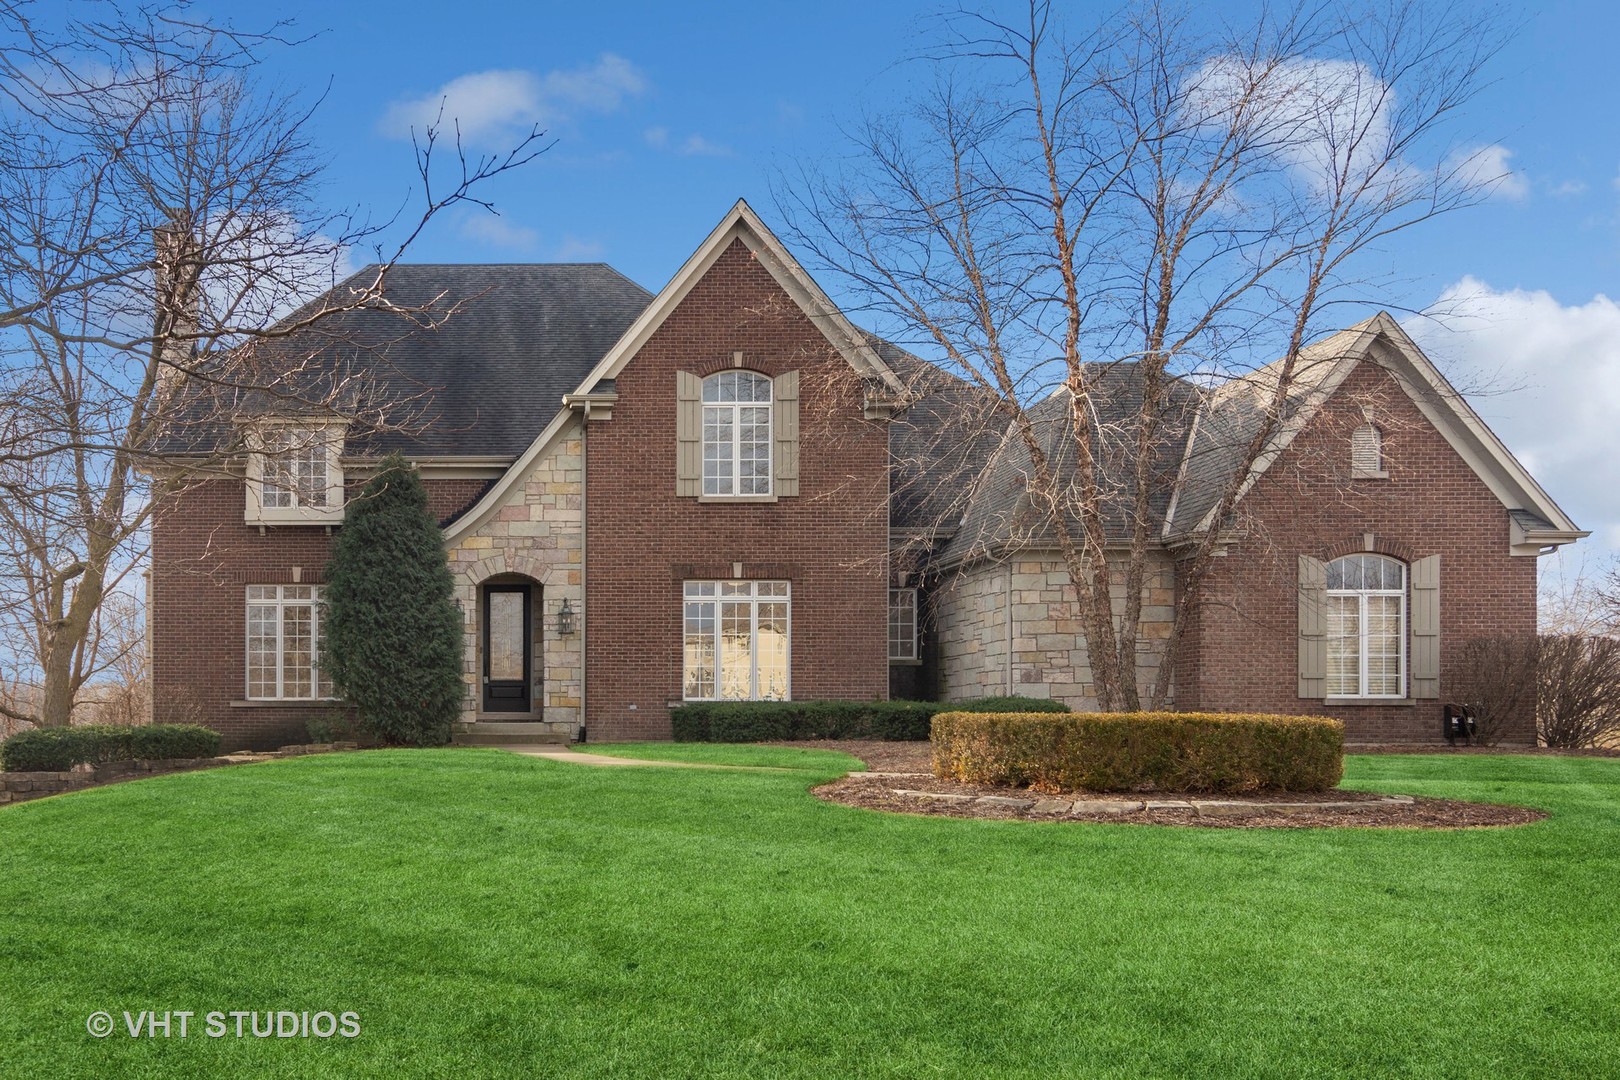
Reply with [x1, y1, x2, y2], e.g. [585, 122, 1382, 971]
[932, 711, 1343, 794]
[670, 696, 1070, 743]
[0, 724, 222, 772]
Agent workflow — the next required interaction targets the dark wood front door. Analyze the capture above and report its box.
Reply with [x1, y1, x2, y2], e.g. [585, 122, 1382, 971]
[483, 585, 532, 713]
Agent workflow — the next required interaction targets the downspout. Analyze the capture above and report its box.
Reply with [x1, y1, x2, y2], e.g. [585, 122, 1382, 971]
[578, 416, 587, 742]
[1005, 561, 1013, 695]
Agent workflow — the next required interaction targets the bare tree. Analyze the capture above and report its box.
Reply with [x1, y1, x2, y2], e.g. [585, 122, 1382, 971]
[1447, 636, 1539, 746]
[783, 0, 1503, 710]
[1537, 635, 1620, 749]
[0, 3, 546, 728]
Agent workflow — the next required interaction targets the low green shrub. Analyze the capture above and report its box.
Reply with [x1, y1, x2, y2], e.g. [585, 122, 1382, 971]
[0, 724, 222, 772]
[0, 728, 95, 771]
[953, 695, 1071, 714]
[125, 724, 222, 760]
[932, 711, 1343, 794]
[671, 696, 1070, 743]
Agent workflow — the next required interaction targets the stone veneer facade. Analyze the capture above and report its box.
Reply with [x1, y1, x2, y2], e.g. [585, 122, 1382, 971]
[934, 553, 1177, 708]
[445, 420, 586, 738]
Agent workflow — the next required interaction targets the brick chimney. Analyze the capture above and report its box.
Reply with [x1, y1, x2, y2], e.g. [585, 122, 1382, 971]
[152, 210, 200, 379]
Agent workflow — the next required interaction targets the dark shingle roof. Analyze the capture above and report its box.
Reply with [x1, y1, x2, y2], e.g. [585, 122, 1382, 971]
[333, 264, 651, 456]
[935, 363, 1201, 562]
[163, 263, 651, 457]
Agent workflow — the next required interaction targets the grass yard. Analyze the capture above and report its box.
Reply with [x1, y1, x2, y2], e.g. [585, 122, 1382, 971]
[0, 747, 1617, 1078]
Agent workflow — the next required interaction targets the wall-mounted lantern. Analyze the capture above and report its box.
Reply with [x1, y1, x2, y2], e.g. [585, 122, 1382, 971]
[557, 597, 577, 636]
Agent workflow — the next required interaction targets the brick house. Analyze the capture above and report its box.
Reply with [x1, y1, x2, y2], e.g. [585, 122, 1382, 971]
[148, 201, 1585, 748]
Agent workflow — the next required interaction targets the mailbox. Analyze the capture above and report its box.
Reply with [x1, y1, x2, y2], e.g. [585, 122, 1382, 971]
[1442, 703, 1476, 745]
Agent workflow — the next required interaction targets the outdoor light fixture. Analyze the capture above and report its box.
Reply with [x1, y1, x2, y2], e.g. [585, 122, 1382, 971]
[557, 597, 576, 636]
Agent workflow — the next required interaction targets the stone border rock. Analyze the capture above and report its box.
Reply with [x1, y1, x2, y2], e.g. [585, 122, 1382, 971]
[816, 774, 1546, 829]
[891, 788, 1415, 817]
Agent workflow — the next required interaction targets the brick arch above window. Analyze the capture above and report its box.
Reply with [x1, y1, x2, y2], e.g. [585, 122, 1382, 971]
[1316, 534, 1420, 564]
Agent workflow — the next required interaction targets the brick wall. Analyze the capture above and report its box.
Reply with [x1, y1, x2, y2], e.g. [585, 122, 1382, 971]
[1181, 352, 1539, 742]
[584, 239, 891, 740]
[150, 475, 487, 750]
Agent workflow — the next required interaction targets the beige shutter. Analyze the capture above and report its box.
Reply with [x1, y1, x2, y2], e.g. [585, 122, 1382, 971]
[773, 369, 799, 497]
[1298, 555, 1327, 698]
[1410, 554, 1440, 698]
[676, 371, 701, 497]
[1351, 424, 1383, 477]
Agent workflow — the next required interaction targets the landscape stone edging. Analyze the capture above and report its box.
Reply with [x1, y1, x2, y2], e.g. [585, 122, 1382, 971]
[889, 788, 1417, 817]
[0, 742, 360, 807]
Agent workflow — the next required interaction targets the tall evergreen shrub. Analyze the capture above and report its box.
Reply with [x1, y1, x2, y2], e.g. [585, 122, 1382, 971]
[322, 454, 463, 745]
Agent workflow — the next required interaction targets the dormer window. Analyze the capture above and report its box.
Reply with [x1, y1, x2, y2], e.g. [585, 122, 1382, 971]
[246, 422, 345, 524]
[1351, 422, 1386, 479]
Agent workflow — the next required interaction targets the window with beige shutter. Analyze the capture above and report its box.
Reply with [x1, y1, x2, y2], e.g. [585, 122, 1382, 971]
[675, 368, 799, 498]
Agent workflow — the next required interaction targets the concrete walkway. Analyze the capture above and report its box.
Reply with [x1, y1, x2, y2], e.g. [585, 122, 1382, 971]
[486, 744, 797, 772]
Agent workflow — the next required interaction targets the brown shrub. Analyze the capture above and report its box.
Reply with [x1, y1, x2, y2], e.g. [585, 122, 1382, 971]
[931, 711, 1344, 794]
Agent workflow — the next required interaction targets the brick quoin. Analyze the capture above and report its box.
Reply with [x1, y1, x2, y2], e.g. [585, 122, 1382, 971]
[1178, 359, 1538, 742]
[583, 239, 890, 740]
[150, 476, 487, 750]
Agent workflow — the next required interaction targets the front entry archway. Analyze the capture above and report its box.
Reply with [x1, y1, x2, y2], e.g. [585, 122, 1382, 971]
[483, 582, 535, 713]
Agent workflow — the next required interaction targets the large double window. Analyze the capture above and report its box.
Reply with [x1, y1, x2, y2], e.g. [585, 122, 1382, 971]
[1325, 554, 1406, 698]
[702, 371, 773, 496]
[682, 581, 790, 700]
[246, 585, 335, 700]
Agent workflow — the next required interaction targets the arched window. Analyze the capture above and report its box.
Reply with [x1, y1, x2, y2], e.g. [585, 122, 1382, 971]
[1325, 553, 1406, 697]
[702, 370, 773, 496]
[1351, 423, 1386, 478]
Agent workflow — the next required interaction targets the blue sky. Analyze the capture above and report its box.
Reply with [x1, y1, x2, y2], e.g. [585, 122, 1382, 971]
[206, 0, 1620, 581]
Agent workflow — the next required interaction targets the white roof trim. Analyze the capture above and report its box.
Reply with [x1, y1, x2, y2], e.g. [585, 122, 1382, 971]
[569, 198, 903, 396]
[1187, 312, 1584, 540]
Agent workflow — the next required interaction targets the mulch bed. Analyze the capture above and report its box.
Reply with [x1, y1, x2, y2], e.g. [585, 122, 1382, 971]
[776, 740, 1548, 829]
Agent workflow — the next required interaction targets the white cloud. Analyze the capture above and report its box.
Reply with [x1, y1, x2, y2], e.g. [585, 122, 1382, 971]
[380, 55, 646, 143]
[1549, 179, 1587, 198]
[1403, 278, 1620, 553]
[1446, 144, 1530, 201]
[458, 212, 539, 252]
[644, 126, 732, 157]
[1185, 56, 1395, 194]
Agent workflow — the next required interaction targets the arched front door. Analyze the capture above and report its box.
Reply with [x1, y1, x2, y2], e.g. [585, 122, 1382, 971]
[483, 584, 533, 713]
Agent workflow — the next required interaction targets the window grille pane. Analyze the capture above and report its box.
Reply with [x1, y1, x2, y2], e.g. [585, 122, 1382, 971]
[282, 603, 313, 698]
[757, 602, 789, 699]
[1325, 595, 1360, 696]
[683, 600, 715, 699]
[247, 604, 278, 698]
[889, 589, 917, 661]
[718, 601, 753, 699]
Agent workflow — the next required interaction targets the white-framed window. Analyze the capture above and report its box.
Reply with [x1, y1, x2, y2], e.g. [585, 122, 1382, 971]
[889, 588, 918, 662]
[682, 580, 790, 700]
[1325, 554, 1406, 698]
[245, 423, 345, 524]
[702, 371, 772, 496]
[246, 584, 336, 700]
[1351, 423, 1387, 479]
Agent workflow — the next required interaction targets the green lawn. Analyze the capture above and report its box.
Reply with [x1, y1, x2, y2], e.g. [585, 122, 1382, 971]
[0, 748, 1616, 1079]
